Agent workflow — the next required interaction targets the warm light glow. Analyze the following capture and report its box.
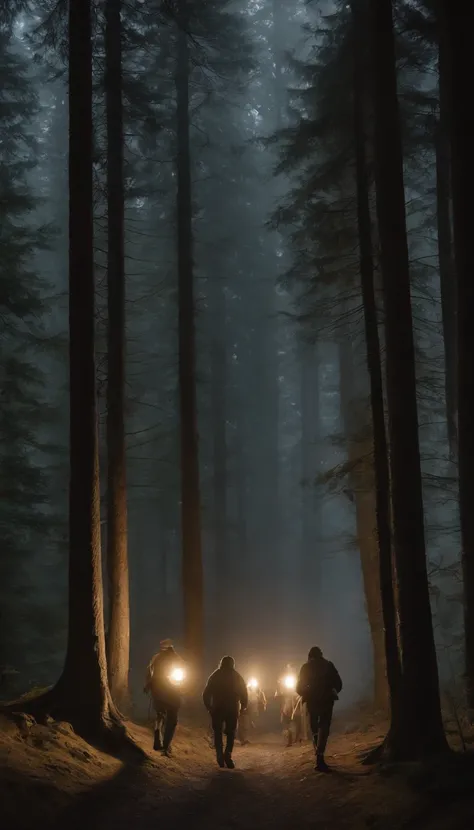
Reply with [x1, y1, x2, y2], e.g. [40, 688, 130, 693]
[247, 677, 258, 689]
[283, 674, 296, 690]
[170, 667, 185, 684]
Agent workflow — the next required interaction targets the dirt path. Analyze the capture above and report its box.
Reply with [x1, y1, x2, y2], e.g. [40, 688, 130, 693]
[3, 717, 474, 830]
[46, 729, 390, 830]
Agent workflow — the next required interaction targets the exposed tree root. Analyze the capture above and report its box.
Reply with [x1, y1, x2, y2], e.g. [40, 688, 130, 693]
[0, 685, 145, 760]
[361, 738, 387, 765]
[361, 728, 453, 766]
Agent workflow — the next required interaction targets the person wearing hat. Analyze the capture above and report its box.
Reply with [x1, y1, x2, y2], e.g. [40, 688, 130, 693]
[203, 655, 248, 769]
[144, 639, 186, 756]
[296, 647, 342, 772]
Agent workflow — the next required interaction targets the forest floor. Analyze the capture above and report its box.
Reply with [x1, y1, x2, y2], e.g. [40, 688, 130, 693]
[1, 705, 474, 830]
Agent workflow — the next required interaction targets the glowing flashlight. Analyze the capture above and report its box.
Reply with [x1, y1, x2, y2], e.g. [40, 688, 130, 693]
[247, 677, 258, 689]
[170, 667, 185, 684]
[283, 674, 296, 690]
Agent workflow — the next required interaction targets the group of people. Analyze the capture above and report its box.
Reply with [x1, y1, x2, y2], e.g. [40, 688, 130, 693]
[144, 640, 342, 773]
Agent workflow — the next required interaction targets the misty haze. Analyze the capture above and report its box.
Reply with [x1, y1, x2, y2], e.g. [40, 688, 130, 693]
[1, 2, 473, 829]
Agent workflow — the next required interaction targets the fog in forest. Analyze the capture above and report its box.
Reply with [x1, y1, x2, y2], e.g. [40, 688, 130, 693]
[0, 0, 460, 721]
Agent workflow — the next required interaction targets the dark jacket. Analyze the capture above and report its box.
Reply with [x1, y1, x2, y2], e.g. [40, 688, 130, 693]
[296, 656, 342, 710]
[203, 667, 248, 714]
[145, 647, 184, 706]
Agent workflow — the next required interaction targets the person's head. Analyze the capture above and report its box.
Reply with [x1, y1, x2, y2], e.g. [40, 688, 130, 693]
[308, 646, 323, 661]
[219, 655, 235, 671]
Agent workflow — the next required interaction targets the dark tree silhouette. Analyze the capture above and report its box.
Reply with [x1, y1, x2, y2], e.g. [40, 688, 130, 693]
[441, 0, 474, 710]
[435, 16, 456, 459]
[176, 1, 204, 664]
[211, 280, 229, 649]
[1, 0, 136, 744]
[105, 0, 131, 713]
[368, 0, 447, 759]
[350, 0, 397, 720]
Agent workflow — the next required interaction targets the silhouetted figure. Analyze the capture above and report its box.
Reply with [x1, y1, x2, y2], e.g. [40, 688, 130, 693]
[144, 639, 186, 756]
[203, 655, 248, 768]
[275, 663, 301, 746]
[238, 678, 266, 744]
[296, 646, 342, 772]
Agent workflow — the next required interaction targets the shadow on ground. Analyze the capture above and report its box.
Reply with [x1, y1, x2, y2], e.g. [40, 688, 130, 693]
[43, 757, 265, 830]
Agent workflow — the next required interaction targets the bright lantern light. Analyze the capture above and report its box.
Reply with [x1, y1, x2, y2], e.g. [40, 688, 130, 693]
[283, 674, 296, 690]
[248, 677, 258, 689]
[170, 667, 185, 684]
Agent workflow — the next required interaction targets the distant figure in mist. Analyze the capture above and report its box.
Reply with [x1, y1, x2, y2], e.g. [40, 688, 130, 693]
[296, 646, 342, 773]
[203, 655, 248, 769]
[238, 678, 267, 745]
[275, 663, 302, 747]
[144, 639, 186, 757]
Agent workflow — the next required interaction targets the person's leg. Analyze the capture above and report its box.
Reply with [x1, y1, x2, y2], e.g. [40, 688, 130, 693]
[153, 700, 165, 750]
[224, 712, 238, 768]
[238, 712, 253, 744]
[239, 710, 250, 744]
[212, 711, 225, 766]
[282, 712, 292, 746]
[316, 705, 334, 768]
[162, 705, 179, 753]
[294, 714, 302, 742]
[308, 708, 321, 762]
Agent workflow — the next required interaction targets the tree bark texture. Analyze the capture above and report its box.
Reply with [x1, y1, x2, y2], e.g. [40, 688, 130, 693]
[441, 0, 474, 710]
[351, 0, 398, 715]
[105, 0, 130, 713]
[435, 16, 457, 458]
[56, 0, 117, 732]
[176, 5, 204, 664]
[369, 0, 447, 757]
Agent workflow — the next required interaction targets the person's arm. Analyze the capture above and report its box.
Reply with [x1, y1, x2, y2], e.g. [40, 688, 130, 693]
[203, 674, 214, 711]
[238, 674, 248, 711]
[296, 664, 307, 698]
[330, 663, 343, 694]
[144, 654, 157, 692]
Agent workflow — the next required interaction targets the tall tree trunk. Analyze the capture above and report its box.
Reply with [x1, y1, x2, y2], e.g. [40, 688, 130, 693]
[235, 421, 247, 559]
[58, 0, 111, 729]
[441, 1, 474, 710]
[176, 6, 204, 664]
[338, 339, 389, 712]
[3, 1, 134, 746]
[105, 0, 130, 713]
[300, 342, 322, 632]
[369, 0, 447, 757]
[211, 281, 228, 648]
[351, 0, 398, 717]
[435, 18, 457, 458]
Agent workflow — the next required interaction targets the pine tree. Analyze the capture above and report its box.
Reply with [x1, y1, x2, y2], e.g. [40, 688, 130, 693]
[368, 0, 447, 758]
[2, 0, 137, 743]
[0, 22, 52, 686]
[55, 0, 118, 734]
[136, 0, 253, 663]
[273, 3, 390, 705]
[440, 0, 474, 710]
[105, 0, 130, 713]
[350, 0, 398, 723]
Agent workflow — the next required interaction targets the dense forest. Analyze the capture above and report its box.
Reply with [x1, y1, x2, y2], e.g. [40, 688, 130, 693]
[1, 1, 474, 818]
